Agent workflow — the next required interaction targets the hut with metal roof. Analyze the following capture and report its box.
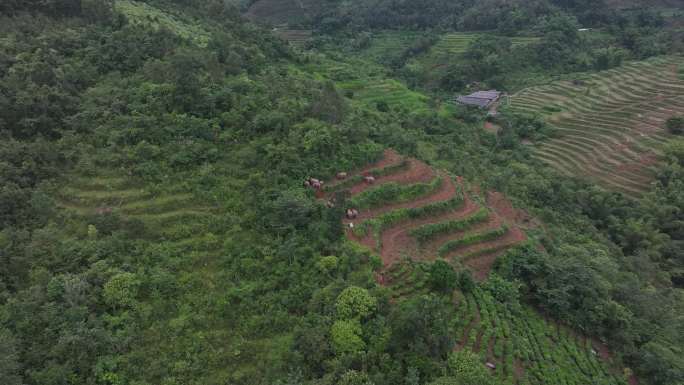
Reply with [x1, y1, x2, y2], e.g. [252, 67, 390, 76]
[455, 90, 502, 109]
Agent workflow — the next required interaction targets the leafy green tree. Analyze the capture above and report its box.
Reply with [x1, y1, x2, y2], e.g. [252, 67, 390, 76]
[0, 328, 22, 385]
[482, 274, 520, 304]
[389, 295, 453, 362]
[331, 319, 366, 354]
[103, 272, 140, 309]
[339, 370, 375, 385]
[428, 260, 458, 293]
[336, 286, 377, 320]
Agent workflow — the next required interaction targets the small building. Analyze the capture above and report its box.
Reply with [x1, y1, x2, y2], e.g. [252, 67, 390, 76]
[455, 90, 502, 109]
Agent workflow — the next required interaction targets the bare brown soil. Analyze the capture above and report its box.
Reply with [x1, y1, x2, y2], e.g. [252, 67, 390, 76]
[325, 149, 404, 189]
[348, 158, 434, 195]
[487, 191, 537, 229]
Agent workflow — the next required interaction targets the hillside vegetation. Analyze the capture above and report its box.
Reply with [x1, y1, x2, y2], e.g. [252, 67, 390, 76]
[0, 1, 683, 385]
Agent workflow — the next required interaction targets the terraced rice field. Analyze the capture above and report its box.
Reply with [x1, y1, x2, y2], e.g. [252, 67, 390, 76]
[325, 149, 528, 280]
[510, 56, 684, 196]
[422, 33, 539, 61]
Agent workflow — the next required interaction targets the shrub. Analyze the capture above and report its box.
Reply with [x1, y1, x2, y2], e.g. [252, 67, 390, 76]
[428, 259, 458, 293]
[336, 286, 377, 319]
[438, 226, 508, 257]
[666, 116, 684, 135]
[410, 208, 489, 244]
[353, 195, 465, 240]
[350, 177, 442, 209]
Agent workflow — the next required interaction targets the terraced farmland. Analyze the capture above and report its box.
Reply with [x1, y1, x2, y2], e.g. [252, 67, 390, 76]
[56, 172, 217, 241]
[338, 77, 431, 112]
[325, 149, 528, 280]
[274, 28, 312, 49]
[361, 31, 539, 63]
[510, 56, 684, 196]
[380, 261, 628, 384]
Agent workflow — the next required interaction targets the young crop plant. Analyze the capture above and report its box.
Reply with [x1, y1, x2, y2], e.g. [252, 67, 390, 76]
[438, 226, 509, 257]
[409, 207, 489, 245]
[353, 195, 465, 240]
[350, 176, 443, 209]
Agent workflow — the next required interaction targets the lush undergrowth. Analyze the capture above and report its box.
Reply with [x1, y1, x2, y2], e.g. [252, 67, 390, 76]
[385, 261, 628, 385]
[1, 1, 683, 385]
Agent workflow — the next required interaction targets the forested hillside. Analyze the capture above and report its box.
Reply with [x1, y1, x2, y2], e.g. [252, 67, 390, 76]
[0, 1, 683, 385]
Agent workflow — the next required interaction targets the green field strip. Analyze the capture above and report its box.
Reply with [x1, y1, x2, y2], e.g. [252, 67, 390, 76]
[349, 176, 444, 210]
[458, 242, 520, 263]
[409, 207, 489, 245]
[117, 193, 198, 215]
[68, 175, 134, 191]
[437, 225, 508, 257]
[129, 209, 212, 224]
[58, 188, 152, 207]
[352, 194, 465, 240]
[542, 138, 630, 168]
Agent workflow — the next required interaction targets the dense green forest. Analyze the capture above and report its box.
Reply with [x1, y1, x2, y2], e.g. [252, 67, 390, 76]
[0, 0, 683, 385]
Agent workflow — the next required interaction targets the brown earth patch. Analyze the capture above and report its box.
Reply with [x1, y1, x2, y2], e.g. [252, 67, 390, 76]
[348, 158, 434, 195]
[378, 191, 479, 268]
[325, 148, 404, 189]
[487, 191, 538, 229]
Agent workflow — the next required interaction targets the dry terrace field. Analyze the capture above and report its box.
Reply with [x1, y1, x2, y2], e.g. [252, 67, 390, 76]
[510, 56, 684, 197]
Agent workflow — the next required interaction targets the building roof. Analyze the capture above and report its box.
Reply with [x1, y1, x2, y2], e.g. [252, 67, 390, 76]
[455, 90, 502, 108]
